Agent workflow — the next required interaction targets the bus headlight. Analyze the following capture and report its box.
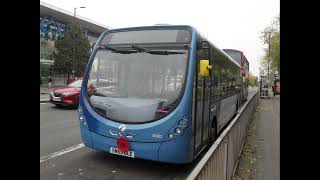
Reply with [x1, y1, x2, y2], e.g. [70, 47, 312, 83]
[167, 118, 188, 140]
[175, 128, 182, 134]
[178, 119, 187, 126]
[78, 106, 88, 128]
[168, 133, 174, 139]
[79, 113, 88, 129]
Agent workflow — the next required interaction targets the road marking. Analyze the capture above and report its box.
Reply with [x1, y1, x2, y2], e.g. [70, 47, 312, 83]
[40, 143, 85, 163]
[40, 103, 47, 105]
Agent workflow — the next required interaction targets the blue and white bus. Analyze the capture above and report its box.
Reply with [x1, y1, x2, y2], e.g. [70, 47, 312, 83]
[78, 25, 242, 164]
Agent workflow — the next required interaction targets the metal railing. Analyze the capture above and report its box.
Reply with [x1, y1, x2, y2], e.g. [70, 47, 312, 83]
[186, 91, 258, 180]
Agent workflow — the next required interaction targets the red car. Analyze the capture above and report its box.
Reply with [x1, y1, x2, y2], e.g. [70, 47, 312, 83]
[50, 80, 82, 107]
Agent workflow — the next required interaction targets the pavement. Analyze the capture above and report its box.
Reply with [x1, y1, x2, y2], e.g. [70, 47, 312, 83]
[40, 103, 80, 157]
[234, 94, 280, 180]
[252, 95, 280, 180]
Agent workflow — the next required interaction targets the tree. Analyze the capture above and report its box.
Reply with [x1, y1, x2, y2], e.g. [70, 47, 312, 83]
[260, 15, 280, 77]
[52, 24, 90, 78]
[248, 72, 258, 87]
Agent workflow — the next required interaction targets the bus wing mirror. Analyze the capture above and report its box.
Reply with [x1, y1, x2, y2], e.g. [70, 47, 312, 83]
[200, 59, 212, 77]
[200, 41, 209, 49]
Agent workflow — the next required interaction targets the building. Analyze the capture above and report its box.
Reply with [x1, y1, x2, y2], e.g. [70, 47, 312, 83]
[40, 1, 109, 84]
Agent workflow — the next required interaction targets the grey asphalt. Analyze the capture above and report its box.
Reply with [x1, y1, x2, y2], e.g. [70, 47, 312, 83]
[40, 103, 81, 157]
[251, 96, 280, 180]
[41, 94, 50, 102]
[40, 89, 258, 180]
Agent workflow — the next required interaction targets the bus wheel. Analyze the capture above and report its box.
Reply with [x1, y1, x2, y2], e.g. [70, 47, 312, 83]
[209, 120, 217, 144]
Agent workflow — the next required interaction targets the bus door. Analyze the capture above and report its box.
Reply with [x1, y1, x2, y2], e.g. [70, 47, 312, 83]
[193, 42, 211, 155]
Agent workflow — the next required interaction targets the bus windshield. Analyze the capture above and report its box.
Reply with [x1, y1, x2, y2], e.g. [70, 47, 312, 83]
[86, 46, 188, 124]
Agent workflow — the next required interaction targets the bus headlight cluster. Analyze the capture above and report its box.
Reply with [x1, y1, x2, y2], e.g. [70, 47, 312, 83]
[167, 117, 188, 139]
[79, 115, 88, 128]
[174, 118, 188, 135]
[78, 106, 88, 128]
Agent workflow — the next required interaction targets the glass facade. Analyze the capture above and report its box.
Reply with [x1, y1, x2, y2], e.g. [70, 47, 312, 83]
[40, 15, 101, 85]
[40, 16, 66, 40]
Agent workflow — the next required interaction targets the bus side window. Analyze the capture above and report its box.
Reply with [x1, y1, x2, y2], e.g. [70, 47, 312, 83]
[212, 49, 235, 99]
[211, 67, 219, 101]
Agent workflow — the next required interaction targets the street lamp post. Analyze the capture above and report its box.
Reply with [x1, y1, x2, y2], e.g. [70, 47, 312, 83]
[72, 6, 86, 78]
[267, 31, 271, 78]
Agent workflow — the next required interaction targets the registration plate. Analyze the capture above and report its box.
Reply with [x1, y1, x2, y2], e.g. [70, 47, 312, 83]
[110, 147, 135, 158]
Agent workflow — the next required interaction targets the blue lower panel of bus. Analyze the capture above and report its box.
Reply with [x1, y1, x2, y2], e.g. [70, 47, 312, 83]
[80, 124, 93, 148]
[158, 127, 193, 164]
[80, 125, 160, 161]
[90, 132, 161, 161]
[80, 124, 193, 163]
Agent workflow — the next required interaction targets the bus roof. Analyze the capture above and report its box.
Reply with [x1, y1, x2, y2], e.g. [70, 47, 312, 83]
[223, 49, 244, 53]
[102, 25, 196, 34]
[223, 48, 249, 65]
[219, 49, 242, 68]
[98, 25, 196, 46]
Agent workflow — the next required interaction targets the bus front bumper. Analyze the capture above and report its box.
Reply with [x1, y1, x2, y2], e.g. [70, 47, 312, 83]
[80, 124, 193, 164]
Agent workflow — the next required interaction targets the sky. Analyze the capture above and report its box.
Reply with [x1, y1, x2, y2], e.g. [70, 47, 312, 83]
[41, 0, 279, 76]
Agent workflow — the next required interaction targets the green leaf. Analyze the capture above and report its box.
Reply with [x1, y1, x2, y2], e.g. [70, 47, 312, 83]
[53, 24, 91, 76]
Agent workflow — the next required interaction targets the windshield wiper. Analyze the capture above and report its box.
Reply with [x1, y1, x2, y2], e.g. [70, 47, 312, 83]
[98, 44, 184, 55]
[98, 44, 119, 52]
[131, 44, 184, 55]
[131, 44, 151, 53]
[149, 51, 185, 55]
[98, 45, 137, 54]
